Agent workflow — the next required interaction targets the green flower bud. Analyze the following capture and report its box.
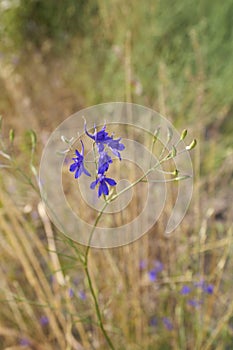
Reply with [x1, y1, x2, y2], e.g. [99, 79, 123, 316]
[29, 130, 37, 149]
[172, 169, 179, 176]
[171, 145, 177, 157]
[186, 139, 197, 150]
[180, 129, 187, 140]
[9, 129, 15, 143]
[174, 175, 191, 181]
[167, 127, 173, 143]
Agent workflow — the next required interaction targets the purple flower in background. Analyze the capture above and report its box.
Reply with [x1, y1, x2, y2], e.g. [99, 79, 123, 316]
[69, 288, 75, 298]
[19, 338, 30, 346]
[148, 261, 163, 282]
[40, 315, 49, 326]
[180, 285, 191, 295]
[194, 279, 214, 295]
[148, 269, 157, 282]
[69, 141, 91, 178]
[90, 173, 116, 197]
[98, 151, 113, 174]
[203, 284, 214, 295]
[163, 317, 173, 331]
[139, 260, 147, 270]
[78, 290, 86, 300]
[187, 299, 202, 308]
[149, 316, 158, 327]
[154, 260, 163, 273]
[194, 279, 205, 288]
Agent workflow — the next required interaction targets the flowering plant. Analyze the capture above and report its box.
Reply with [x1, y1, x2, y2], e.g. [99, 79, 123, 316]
[0, 111, 199, 350]
[69, 123, 125, 198]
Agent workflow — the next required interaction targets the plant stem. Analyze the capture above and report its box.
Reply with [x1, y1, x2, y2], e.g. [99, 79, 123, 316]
[84, 200, 115, 350]
[82, 152, 178, 349]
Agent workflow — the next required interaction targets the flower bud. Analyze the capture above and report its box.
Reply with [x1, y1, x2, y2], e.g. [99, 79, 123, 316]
[29, 130, 37, 149]
[180, 129, 187, 140]
[9, 129, 15, 143]
[186, 139, 197, 150]
[172, 169, 179, 176]
[171, 145, 177, 157]
[167, 127, 173, 143]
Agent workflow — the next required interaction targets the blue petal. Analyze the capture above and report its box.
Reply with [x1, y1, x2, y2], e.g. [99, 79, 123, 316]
[90, 179, 99, 189]
[75, 149, 82, 157]
[69, 163, 78, 172]
[108, 139, 125, 150]
[83, 167, 91, 177]
[98, 185, 102, 197]
[97, 143, 105, 152]
[84, 122, 95, 140]
[98, 163, 109, 174]
[105, 177, 117, 186]
[111, 148, 121, 159]
[100, 181, 109, 196]
[75, 166, 82, 178]
[118, 143, 125, 151]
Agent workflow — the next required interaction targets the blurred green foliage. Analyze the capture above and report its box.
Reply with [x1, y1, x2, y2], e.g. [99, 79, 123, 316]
[1, 0, 232, 111]
[1, 0, 232, 178]
[1, 0, 92, 46]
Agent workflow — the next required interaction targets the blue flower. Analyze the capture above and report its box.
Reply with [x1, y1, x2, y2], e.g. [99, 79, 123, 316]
[203, 284, 214, 294]
[40, 315, 49, 326]
[154, 260, 163, 273]
[180, 285, 191, 295]
[19, 338, 30, 346]
[78, 291, 86, 300]
[194, 280, 214, 295]
[163, 317, 173, 331]
[187, 299, 202, 308]
[139, 260, 147, 270]
[90, 173, 116, 197]
[108, 138, 125, 160]
[85, 123, 112, 149]
[148, 269, 157, 282]
[85, 122, 125, 159]
[148, 261, 163, 282]
[69, 141, 91, 178]
[194, 279, 205, 288]
[98, 151, 113, 174]
[68, 288, 75, 298]
[149, 316, 158, 327]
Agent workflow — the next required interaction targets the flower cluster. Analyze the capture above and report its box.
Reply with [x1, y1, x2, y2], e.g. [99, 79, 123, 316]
[148, 260, 164, 282]
[69, 123, 125, 197]
[149, 316, 174, 332]
[180, 279, 214, 308]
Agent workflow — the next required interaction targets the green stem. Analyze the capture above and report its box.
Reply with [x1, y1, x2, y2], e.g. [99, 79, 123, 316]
[108, 157, 167, 203]
[84, 200, 115, 350]
[84, 264, 115, 349]
[15, 166, 39, 194]
[82, 157, 169, 349]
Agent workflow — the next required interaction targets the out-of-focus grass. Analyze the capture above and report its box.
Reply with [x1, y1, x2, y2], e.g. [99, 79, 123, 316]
[0, 0, 232, 349]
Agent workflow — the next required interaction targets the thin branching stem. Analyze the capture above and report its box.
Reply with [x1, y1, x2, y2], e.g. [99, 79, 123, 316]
[84, 200, 115, 350]
[82, 154, 176, 349]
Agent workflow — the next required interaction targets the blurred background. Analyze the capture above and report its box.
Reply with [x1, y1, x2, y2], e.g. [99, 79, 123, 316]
[0, 0, 232, 349]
